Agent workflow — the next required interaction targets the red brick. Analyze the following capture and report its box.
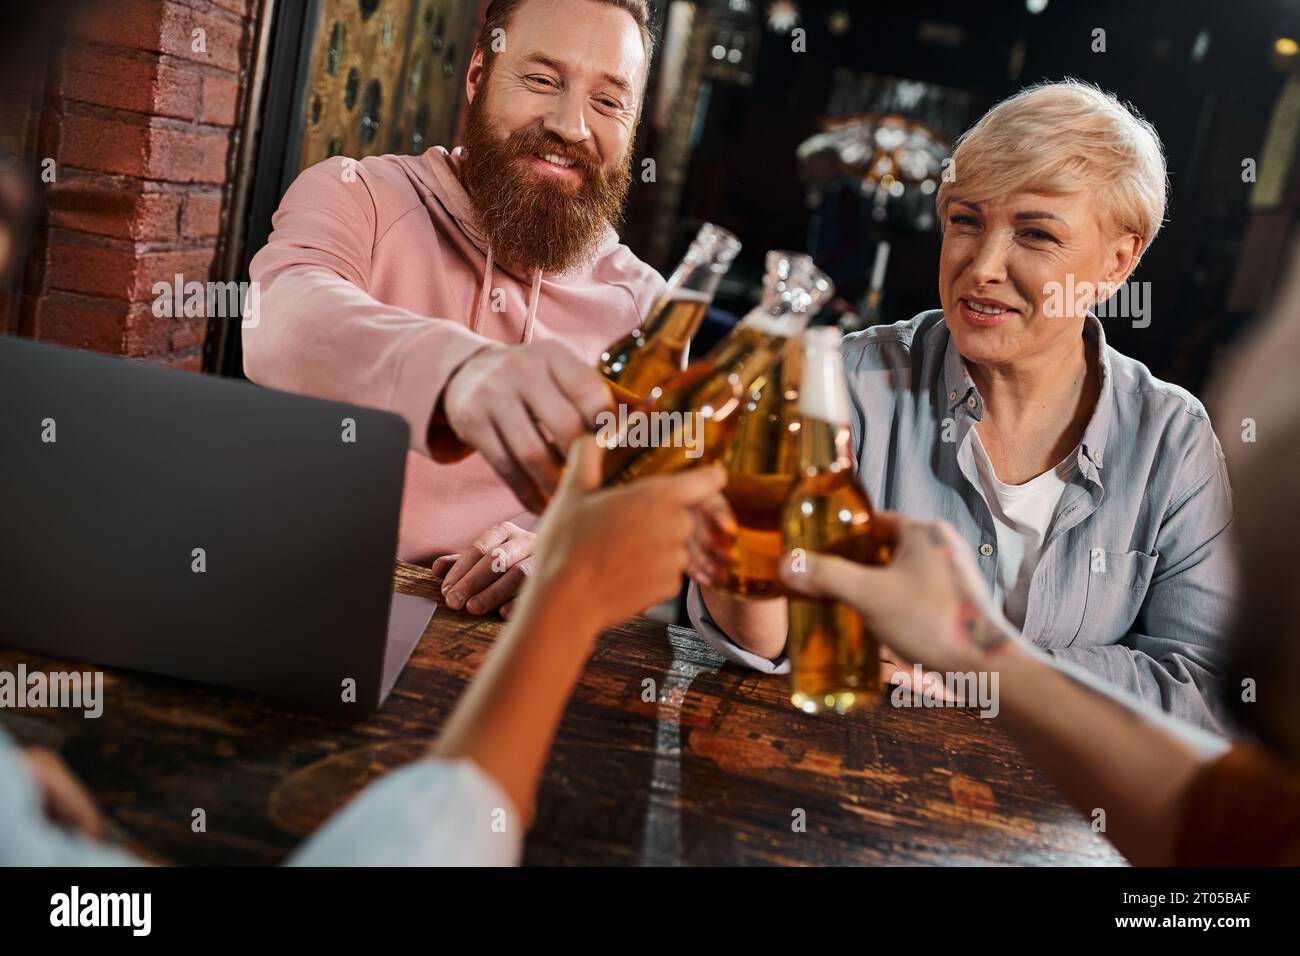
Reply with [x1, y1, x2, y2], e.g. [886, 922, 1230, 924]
[160, 4, 247, 74]
[170, 314, 210, 350]
[132, 192, 185, 241]
[56, 113, 150, 178]
[74, 1, 247, 74]
[209, 0, 257, 18]
[200, 72, 240, 126]
[144, 125, 231, 183]
[30, 293, 130, 354]
[49, 178, 181, 242]
[72, 1, 171, 61]
[58, 46, 155, 114]
[163, 351, 203, 372]
[44, 234, 137, 299]
[58, 114, 232, 183]
[181, 190, 223, 238]
[135, 246, 219, 301]
[58, 44, 204, 121]
[125, 301, 170, 356]
[43, 231, 216, 301]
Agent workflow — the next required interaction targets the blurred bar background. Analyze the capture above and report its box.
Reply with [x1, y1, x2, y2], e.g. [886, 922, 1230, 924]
[2, 0, 1300, 400]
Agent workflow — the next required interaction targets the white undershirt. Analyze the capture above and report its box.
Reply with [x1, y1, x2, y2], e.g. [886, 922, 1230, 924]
[969, 429, 1078, 630]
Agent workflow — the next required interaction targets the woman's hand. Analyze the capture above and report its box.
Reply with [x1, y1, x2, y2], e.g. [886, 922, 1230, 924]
[779, 512, 1020, 676]
[432, 521, 535, 618]
[684, 489, 738, 587]
[525, 436, 728, 635]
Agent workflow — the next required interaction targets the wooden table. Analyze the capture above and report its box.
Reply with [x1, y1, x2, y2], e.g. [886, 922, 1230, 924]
[0, 562, 1124, 866]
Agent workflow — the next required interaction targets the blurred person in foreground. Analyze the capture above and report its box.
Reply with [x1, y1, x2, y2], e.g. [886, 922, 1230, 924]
[771, 244, 1300, 862]
[692, 80, 1237, 731]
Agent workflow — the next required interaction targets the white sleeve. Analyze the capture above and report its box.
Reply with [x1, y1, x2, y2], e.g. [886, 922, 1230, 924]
[0, 732, 143, 867]
[685, 582, 791, 675]
[287, 757, 523, 867]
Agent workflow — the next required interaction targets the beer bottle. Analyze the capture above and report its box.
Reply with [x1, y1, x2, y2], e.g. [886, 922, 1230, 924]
[714, 337, 803, 597]
[599, 252, 833, 486]
[781, 327, 891, 714]
[599, 223, 741, 403]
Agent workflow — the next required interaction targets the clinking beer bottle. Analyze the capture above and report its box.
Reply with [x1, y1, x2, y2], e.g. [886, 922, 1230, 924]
[599, 223, 741, 404]
[713, 337, 803, 597]
[781, 327, 892, 714]
[599, 252, 833, 486]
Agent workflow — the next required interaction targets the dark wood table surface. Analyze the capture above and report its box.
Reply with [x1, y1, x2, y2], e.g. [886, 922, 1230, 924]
[0, 561, 1124, 866]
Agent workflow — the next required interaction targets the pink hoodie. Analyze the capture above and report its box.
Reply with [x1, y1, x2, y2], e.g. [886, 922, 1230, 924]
[245, 147, 664, 563]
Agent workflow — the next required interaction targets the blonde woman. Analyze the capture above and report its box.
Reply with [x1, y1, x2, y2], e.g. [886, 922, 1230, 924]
[774, 251, 1300, 862]
[690, 79, 1236, 731]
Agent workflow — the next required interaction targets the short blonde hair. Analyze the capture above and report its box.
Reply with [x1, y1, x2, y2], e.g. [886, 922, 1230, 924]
[936, 79, 1168, 252]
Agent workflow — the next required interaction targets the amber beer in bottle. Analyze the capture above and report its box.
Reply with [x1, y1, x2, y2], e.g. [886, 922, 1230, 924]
[599, 223, 741, 403]
[599, 252, 832, 485]
[781, 327, 892, 714]
[714, 341, 803, 596]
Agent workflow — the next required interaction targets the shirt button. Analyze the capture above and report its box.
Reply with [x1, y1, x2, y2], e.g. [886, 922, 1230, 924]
[1092, 450, 1103, 465]
[979, 543, 994, 557]
[949, 390, 957, 401]
[966, 396, 978, 409]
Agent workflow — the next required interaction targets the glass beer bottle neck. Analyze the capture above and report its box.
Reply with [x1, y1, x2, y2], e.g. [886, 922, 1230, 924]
[799, 417, 854, 473]
[641, 288, 712, 349]
[796, 330, 852, 472]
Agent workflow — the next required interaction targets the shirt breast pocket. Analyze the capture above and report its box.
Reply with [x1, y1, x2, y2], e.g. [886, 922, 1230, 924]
[1068, 548, 1159, 647]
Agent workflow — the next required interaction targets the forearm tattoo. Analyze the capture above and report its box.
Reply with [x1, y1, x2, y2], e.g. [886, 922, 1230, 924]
[956, 599, 1010, 654]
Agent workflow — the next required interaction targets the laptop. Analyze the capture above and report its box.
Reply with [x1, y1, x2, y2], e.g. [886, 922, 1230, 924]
[0, 335, 435, 716]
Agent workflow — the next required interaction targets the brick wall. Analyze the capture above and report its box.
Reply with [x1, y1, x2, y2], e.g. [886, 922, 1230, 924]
[7, 0, 259, 371]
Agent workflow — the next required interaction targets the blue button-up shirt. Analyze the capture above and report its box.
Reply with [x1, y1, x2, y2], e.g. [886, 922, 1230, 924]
[689, 310, 1236, 732]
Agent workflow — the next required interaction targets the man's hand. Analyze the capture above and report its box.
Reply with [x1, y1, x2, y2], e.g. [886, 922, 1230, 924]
[432, 521, 535, 619]
[780, 513, 1020, 676]
[440, 341, 613, 511]
[22, 748, 104, 839]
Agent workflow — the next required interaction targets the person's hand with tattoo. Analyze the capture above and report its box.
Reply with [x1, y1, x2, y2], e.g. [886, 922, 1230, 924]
[779, 513, 1020, 680]
[780, 512, 1219, 865]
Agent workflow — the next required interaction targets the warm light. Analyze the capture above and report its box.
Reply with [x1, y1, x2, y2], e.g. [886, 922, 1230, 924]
[1277, 37, 1299, 56]
[767, 0, 800, 33]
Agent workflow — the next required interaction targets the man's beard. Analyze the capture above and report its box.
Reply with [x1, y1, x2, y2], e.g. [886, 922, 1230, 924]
[460, 93, 632, 276]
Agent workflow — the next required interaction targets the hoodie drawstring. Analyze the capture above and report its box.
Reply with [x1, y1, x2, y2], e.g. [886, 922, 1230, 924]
[470, 245, 494, 336]
[470, 247, 541, 345]
[522, 269, 542, 344]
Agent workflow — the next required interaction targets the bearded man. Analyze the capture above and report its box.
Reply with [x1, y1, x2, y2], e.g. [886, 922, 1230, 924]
[246, 0, 660, 617]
